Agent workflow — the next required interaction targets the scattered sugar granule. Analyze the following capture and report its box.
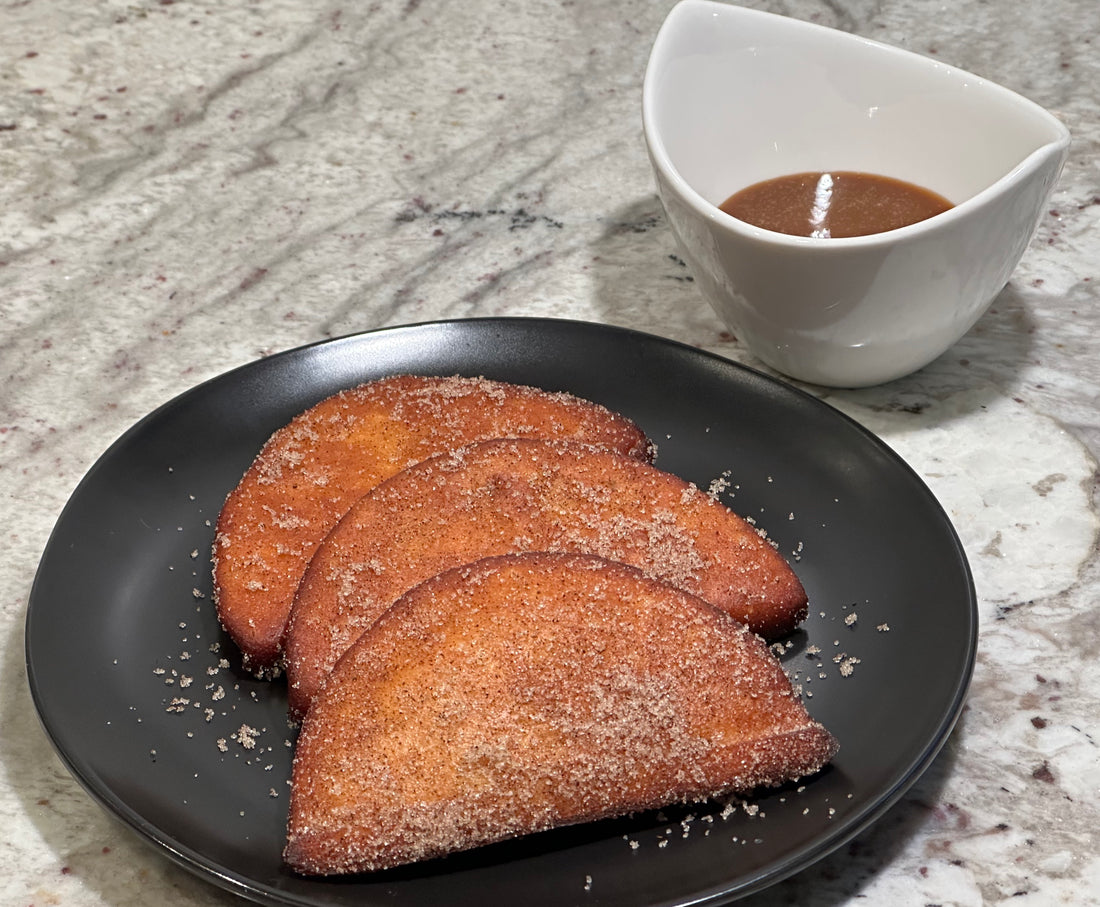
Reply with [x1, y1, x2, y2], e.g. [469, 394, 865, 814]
[680, 815, 696, 838]
[844, 612, 858, 626]
[584, 875, 593, 892]
[179, 675, 193, 688]
[877, 623, 890, 632]
[234, 724, 260, 750]
[190, 549, 199, 559]
[191, 588, 205, 599]
[628, 839, 640, 850]
[839, 658, 860, 677]
[269, 788, 279, 798]
[216, 738, 228, 753]
[707, 471, 732, 499]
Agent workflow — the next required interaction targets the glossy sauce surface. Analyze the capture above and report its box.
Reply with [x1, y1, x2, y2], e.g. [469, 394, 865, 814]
[719, 171, 953, 238]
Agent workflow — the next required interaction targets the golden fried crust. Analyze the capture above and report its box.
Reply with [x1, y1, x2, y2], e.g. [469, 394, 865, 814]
[285, 437, 807, 718]
[284, 553, 836, 875]
[212, 376, 652, 672]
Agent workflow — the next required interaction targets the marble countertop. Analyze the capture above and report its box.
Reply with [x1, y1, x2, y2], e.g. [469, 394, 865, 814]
[3, 0, 1098, 904]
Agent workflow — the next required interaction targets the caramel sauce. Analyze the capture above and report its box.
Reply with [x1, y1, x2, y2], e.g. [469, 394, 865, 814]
[719, 171, 953, 238]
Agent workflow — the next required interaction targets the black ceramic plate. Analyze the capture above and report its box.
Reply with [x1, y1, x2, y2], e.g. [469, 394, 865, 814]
[27, 318, 976, 905]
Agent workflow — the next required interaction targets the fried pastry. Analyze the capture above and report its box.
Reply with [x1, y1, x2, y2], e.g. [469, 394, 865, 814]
[285, 437, 807, 717]
[284, 553, 836, 875]
[213, 375, 652, 673]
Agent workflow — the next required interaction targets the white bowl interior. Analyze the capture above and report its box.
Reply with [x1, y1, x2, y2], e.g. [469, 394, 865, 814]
[645, 1, 1068, 209]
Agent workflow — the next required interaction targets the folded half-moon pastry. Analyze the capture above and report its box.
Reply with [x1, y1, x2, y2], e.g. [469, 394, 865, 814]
[213, 375, 651, 673]
[284, 437, 807, 718]
[284, 553, 836, 875]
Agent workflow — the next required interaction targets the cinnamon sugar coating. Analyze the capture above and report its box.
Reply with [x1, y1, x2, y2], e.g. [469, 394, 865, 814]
[284, 437, 808, 718]
[284, 553, 836, 875]
[212, 376, 652, 672]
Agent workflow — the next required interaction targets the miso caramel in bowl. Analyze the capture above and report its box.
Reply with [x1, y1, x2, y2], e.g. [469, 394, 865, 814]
[642, 0, 1070, 387]
[720, 171, 954, 239]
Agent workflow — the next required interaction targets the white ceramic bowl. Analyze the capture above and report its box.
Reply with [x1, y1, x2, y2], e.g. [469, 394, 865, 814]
[642, 0, 1070, 387]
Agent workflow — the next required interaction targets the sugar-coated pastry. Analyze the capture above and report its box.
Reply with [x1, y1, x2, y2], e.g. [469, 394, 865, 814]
[285, 437, 807, 717]
[213, 376, 652, 673]
[284, 553, 836, 875]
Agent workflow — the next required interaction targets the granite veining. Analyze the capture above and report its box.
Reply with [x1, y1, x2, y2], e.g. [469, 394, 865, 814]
[2, 0, 1098, 905]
